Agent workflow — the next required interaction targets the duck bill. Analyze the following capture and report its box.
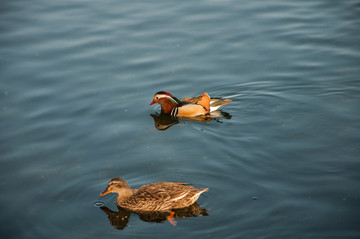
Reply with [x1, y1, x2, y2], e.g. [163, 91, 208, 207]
[149, 100, 156, 105]
[100, 189, 112, 196]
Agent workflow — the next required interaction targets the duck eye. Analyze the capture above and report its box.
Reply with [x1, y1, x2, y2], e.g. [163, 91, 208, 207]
[156, 96, 159, 99]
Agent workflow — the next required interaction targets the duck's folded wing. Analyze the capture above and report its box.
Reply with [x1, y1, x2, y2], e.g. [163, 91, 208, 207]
[136, 183, 193, 202]
[181, 96, 201, 104]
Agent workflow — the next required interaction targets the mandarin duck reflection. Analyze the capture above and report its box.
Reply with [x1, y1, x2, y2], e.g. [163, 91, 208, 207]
[150, 91, 231, 117]
[100, 177, 208, 225]
[150, 110, 232, 130]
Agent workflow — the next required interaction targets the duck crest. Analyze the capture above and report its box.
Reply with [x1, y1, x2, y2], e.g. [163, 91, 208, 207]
[156, 91, 181, 105]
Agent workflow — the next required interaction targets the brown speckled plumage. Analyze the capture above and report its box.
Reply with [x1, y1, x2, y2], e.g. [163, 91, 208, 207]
[100, 178, 208, 213]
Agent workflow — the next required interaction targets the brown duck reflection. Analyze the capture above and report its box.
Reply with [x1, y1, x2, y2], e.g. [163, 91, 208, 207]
[100, 203, 208, 230]
[150, 110, 232, 130]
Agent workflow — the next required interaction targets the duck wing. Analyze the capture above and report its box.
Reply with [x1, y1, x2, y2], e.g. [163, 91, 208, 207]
[125, 182, 203, 211]
[181, 96, 202, 104]
[181, 93, 210, 111]
[181, 94, 231, 112]
[136, 182, 193, 201]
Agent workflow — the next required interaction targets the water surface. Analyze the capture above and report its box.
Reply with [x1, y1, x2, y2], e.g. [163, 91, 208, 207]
[1, 0, 359, 238]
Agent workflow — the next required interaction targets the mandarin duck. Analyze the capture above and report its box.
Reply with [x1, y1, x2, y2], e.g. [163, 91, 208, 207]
[100, 177, 208, 225]
[150, 91, 232, 117]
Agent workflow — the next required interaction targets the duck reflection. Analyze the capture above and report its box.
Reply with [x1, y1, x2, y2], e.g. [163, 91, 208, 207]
[150, 110, 232, 130]
[100, 206, 131, 230]
[100, 203, 208, 230]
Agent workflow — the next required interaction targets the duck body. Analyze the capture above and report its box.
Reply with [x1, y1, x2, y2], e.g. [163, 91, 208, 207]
[100, 178, 208, 213]
[150, 91, 231, 117]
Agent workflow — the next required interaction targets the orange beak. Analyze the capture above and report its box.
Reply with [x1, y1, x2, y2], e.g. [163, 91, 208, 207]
[149, 100, 156, 105]
[100, 189, 112, 196]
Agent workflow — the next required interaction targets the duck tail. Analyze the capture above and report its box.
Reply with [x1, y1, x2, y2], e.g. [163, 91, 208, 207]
[209, 98, 232, 112]
[199, 187, 209, 194]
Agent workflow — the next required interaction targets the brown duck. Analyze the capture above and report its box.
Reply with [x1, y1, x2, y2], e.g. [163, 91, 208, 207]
[100, 177, 208, 225]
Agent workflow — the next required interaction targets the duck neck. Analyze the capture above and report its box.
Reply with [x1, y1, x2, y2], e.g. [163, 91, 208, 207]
[158, 98, 179, 114]
[115, 188, 134, 204]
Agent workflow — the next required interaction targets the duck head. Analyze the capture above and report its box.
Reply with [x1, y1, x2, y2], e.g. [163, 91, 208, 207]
[100, 177, 133, 197]
[150, 91, 181, 114]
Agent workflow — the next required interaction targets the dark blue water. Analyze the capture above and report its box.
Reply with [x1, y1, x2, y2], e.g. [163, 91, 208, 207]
[1, 0, 359, 238]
